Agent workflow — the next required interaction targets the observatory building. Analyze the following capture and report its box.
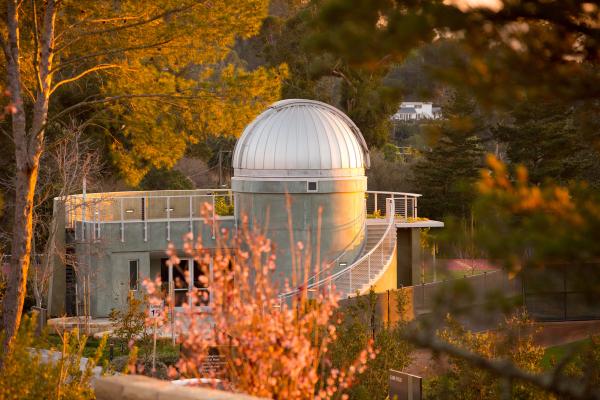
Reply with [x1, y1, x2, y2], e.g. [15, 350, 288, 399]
[232, 99, 370, 279]
[48, 99, 442, 318]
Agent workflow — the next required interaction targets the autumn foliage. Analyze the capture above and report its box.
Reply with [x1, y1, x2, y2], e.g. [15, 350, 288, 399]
[143, 203, 375, 399]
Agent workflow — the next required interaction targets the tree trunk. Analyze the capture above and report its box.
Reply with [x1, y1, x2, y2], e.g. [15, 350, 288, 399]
[1, 0, 56, 353]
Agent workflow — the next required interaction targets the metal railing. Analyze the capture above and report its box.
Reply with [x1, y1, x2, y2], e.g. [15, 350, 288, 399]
[365, 191, 420, 220]
[281, 198, 397, 299]
[62, 189, 233, 242]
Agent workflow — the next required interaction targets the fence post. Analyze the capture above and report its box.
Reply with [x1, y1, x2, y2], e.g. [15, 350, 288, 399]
[374, 193, 378, 215]
[483, 271, 487, 293]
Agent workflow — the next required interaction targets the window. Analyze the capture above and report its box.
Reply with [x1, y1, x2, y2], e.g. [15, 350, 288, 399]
[129, 259, 139, 291]
[193, 260, 211, 306]
[307, 181, 318, 192]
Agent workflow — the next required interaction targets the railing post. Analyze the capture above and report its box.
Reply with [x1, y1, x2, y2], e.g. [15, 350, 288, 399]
[166, 196, 171, 241]
[414, 196, 418, 218]
[212, 195, 216, 239]
[404, 196, 408, 220]
[144, 196, 148, 242]
[94, 203, 99, 240]
[82, 196, 86, 242]
[189, 195, 193, 237]
[349, 269, 352, 296]
[374, 192, 378, 215]
[120, 198, 124, 243]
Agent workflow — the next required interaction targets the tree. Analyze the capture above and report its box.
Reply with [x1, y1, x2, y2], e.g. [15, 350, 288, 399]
[366, 148, 417, 193]
[1, 0, 285, 352]
[253, 0, 401, 147]
[312, 0, 600, 107]
[493, 101, 600, 188]
[139, 168, 194, 191]
[411, 92, 485, 220]
[31, 121, 102, 310]
[311, 1, 600, 398]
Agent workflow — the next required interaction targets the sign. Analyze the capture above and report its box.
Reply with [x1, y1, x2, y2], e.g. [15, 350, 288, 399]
[149, 301, 164, 318]
[200, 353, 227, 374]
[149, 300, 164, 373]
[389, 369, 422, 400]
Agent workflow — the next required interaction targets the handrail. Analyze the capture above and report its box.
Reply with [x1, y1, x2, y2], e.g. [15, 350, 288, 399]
[280, 198, 396, 299]
[302, 218, 367, 288]
[287, 191, 415, 293]
[60, 188, 232, 200]
[366, 190, 421, 197]
[365, 190, 419, 219]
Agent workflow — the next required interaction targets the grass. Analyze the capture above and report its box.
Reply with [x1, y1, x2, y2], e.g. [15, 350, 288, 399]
[541, 338, 591, 370]
[41, 333, 180, 365]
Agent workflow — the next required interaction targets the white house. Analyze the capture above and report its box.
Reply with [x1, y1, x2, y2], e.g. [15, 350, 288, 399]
[391, 102, 442, 121]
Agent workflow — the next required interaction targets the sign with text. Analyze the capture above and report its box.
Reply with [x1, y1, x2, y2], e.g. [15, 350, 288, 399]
[149, 301, 164, 319]
[389, 369, 422, 400]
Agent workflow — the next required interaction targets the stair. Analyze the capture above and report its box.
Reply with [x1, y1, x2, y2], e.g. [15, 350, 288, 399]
[332, 220, 396, 298]
[360, 223, 389, 256]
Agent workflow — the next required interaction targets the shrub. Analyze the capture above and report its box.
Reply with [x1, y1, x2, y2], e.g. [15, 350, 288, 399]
[108, 292, 151, 353]
[328, 289, 413, 400]
[143, 203, 376, 399]
[214, 196, 234, 216]
[0, 315, 105, 400]
[425, 310, 548, 400]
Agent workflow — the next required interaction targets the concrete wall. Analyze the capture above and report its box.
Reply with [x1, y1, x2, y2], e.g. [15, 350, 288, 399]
[48, 199, 67, 316]
[95, 375, 264, 400]
[233, 177, 367, 281]
[396, 228, 421, 286]
[371, 247, 398, 293]
[235, 192, 365, 282]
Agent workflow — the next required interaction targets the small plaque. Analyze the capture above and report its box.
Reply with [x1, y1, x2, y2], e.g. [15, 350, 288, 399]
[389, 369, 422, 400]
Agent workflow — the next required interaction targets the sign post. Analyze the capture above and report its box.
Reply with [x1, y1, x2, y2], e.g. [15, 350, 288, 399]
[149, 301, 164, 374]
[389, 369, 422, 400]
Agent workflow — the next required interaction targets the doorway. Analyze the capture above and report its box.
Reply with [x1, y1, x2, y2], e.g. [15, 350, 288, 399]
[160, 258, 211, 307]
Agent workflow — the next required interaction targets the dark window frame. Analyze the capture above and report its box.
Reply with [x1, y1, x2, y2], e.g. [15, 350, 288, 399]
[129, 259, 139, 291]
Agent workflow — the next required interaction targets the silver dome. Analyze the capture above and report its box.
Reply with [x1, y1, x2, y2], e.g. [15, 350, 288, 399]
[233, 99, 370, 179]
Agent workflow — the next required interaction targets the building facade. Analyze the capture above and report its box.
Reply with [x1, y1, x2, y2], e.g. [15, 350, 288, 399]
[48, 99, 442, 318]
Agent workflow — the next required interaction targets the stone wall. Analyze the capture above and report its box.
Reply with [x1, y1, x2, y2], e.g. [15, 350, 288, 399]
[95, 375, 264, 400]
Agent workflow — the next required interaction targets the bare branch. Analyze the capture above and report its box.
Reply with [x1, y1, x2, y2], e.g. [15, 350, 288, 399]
[54, 1, 204, 53]
[31, 0, 42, 93]
[39, 91, 223, 136]
[50, 64, 120, 95]
[82, 2, 202, 37]
[52, 39, 173, 72]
